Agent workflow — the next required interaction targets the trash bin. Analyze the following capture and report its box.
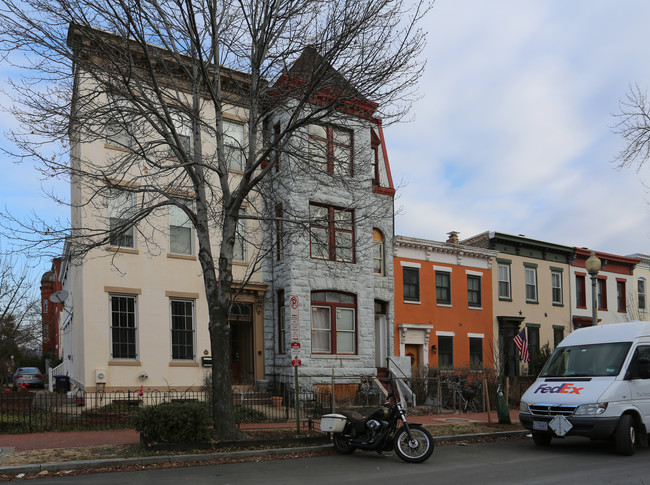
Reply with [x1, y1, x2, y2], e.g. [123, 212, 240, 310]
[53, 375, 70, 394]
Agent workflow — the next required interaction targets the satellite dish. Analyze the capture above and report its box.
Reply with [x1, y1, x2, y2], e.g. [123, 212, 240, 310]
[49, 290, 69, 304]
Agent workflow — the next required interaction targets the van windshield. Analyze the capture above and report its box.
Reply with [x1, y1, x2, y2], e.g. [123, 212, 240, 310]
[540, 342, 632, 378]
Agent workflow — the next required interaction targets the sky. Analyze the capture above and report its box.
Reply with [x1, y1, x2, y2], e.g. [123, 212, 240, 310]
[2, 0, 650, 279]
[387, 0, 650, 256]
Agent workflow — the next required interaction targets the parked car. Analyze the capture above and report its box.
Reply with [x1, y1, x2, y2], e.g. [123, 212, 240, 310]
[13, 367, 44, 389]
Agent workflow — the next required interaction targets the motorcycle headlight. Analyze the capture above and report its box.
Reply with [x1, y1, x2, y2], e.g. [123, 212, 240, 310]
[519, 401, 530, 413]
[574, 403, 608, 416]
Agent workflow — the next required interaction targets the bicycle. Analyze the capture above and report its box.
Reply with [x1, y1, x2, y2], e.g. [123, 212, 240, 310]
[441, 376, 479, 413]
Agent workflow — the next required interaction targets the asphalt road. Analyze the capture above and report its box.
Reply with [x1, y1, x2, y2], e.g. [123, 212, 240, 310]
[12, 436, 650, 484]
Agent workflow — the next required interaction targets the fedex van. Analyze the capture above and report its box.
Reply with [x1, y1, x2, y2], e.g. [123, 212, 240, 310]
[519, 321, 650, 455]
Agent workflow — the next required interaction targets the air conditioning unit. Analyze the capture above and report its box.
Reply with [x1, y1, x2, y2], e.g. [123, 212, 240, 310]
[95, 369, 107, 383]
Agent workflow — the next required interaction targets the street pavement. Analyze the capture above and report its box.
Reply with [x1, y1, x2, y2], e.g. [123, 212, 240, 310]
[0, 409, 523, 476]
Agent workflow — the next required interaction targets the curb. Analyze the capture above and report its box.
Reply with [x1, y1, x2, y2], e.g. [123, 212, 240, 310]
[0, 432, 529, 476]
[0, 444, 335, 476]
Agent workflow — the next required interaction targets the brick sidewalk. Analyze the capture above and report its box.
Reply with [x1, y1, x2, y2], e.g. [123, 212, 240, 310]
[0, 409, 521, 452]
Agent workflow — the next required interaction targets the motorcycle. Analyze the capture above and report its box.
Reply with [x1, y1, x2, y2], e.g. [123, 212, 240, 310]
[320, 385, 434, 463]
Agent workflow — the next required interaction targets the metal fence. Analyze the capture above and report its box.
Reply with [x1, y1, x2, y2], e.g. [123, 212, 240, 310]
[0, 370, 536, 433]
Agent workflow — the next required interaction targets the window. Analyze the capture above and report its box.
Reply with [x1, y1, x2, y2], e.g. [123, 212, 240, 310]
[438, 335, 453, 367]
[617, 280, 627, 313]
[373, 229, 385, 275]
[224, 120, 245, 171]
[171, 299, 194, 360]
[403, 267, 420, 302]
[309, 203, 354, 262]
[275, 205, 283, 262]
[467, 275, 481, 308]
[553, 327, 564, 348]
[108, 190, 135, 248]
[597, 277, 607, 310]
[436, 271, 451, 305]
[551, 270, 563, 305]
[498, 263, 511, 300]
[639, 278, 647, 312]
[525, 266, 538, 302]
[169, 111, 192, 156]
[576, 274, 586, 308]
[169, 202, 193, 255]
[105, 95, 133, 148]
[278, 290, 286, 354]
[371, 128, 381, 186]
[110, 295, 137, 359]
[308, 124, 353, 176]
[233, 209, 247, 262]
[469, 337, 483, 368]
[311, 291, 356, 354]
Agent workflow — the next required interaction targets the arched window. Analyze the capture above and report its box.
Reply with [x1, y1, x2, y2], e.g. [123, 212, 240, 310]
[373, 229, 384, 276]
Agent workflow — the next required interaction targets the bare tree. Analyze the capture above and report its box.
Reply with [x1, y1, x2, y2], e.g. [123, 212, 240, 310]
[0, 0, 431, 439]
[0, 253, 41, 384]
[613, 83, 650, 172]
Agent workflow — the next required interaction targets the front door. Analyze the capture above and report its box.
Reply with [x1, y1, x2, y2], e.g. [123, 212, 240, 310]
[229, 303, 254, 385]
[405, 344, 420, 368]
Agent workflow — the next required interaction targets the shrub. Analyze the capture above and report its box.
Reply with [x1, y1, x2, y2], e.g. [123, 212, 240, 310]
[132, 402, 211, 444]
[234, 405, 268, 423]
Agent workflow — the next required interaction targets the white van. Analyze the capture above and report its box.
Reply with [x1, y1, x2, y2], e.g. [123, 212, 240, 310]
[519, 321, 650, 455]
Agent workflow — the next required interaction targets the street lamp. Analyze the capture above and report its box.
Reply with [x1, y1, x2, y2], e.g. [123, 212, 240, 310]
[585, 251, 602, 326]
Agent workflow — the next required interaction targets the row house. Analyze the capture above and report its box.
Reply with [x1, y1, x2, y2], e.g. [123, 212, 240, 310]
[628, 253, 650, 321]
[571, 249, 640, 328]
[462, 232, 574, 377]
[393, 233, 498, 371]
[53, 25, 395, 393]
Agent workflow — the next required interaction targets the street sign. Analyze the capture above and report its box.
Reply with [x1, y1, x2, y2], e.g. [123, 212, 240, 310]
[289, 294, 300, 343]
[291, 342, 301, 350]
[292, 359, 302, 367]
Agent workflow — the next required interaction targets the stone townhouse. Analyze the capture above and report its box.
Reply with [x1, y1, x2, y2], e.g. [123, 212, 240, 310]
[261, 49, 396, 385]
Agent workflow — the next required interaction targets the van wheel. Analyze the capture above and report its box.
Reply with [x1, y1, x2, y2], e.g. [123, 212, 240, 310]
[615, 414, 636, 456]
[532, 432, 552, 446]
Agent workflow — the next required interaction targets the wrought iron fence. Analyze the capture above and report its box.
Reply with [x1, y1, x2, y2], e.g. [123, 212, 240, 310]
[0, 369, 535, 433]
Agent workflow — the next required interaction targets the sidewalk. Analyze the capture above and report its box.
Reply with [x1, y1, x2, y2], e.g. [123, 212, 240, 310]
[0, 409, 522, 452]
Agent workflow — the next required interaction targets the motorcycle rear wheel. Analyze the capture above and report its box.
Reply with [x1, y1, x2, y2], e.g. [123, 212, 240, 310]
[332, 432, 356, 454]
[394, 425, 434, 463]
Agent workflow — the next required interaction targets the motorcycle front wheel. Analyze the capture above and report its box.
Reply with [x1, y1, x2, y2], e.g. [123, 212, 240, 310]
[332, 431, 356, 454]
[393, 425, 434, 463]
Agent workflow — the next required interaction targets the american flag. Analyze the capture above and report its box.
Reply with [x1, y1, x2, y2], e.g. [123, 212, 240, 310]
[514, 328, 529, 362]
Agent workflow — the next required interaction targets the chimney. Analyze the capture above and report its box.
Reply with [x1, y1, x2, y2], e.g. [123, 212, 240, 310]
[446, 231, 459, 244]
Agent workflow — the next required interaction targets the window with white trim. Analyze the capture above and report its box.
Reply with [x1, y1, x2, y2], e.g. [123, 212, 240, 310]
[551, 270, 563, 305]
[224, 120, 245, 171]
[525, 266, 538, 302]
[311, 291, 356, 354]
[105, 95, 133, 148]
[467, 274, 481, 308]
[498, 263, 511, 300]
[469, 337, 483, 368]
[233, 209, 247, 262]
[403, 266, 420, 302]
[639, 278, 647, 312]
[436, 271, 451, 305]
[110, 294, 137, 359]
[108, 189, 135, 249]
[171, 299, 194, 360]
[169, 201, 194, 255]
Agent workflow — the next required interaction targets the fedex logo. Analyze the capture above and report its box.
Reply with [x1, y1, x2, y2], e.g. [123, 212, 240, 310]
[533, 383, 583, 395]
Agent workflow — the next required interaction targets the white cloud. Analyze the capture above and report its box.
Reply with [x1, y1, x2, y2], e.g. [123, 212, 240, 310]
[391, 0, 650, 256]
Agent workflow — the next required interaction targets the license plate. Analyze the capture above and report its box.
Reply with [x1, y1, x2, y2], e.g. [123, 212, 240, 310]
[533, 420, 548, 431]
